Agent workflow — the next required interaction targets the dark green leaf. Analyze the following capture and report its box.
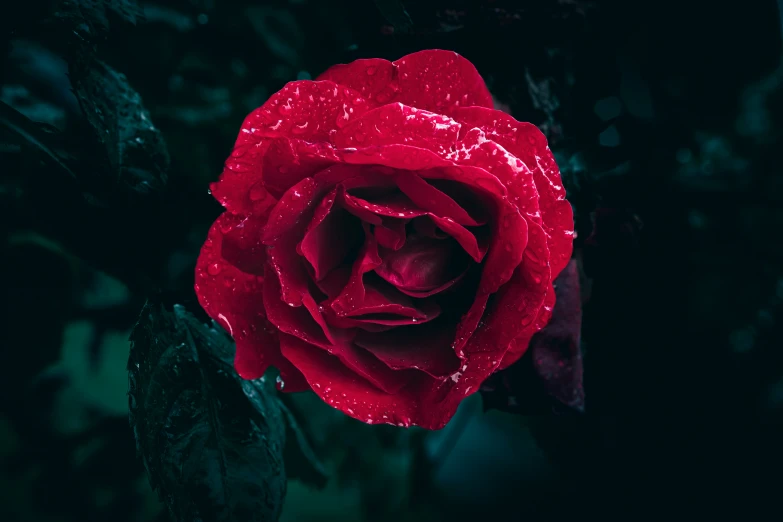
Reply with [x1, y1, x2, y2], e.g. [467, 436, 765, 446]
[372, 0, 414, 33]
[0, 100, 77, 182]
[70, 57, 169, 196]
[278, 398, 329, 489]
[52, 0, 144, 44]
[106, 0, 144, 25]
[128, 301, 287, 522]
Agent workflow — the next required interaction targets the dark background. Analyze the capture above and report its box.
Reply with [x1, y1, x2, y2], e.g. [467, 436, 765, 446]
[1, 0, 782, 520]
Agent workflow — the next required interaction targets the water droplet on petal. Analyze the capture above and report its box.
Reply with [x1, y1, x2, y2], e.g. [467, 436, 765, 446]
[278, 99, 293, 115]
[292, 121, 309, 135]
[208, 263, 222, 275]
[366, 66, 376, 76]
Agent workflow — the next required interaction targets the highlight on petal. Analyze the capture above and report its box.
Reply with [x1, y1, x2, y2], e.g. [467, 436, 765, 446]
[318, 50, 494, 115]
[211, 80, 369, 214]
[334, 102, 461, 157]
[452, 106, 574, 276]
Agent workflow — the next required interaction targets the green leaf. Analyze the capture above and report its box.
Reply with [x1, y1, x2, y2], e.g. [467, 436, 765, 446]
[70, 57, 169, 197]
[52, 0, 144, 44]
[277, 397, 329, 489]
[0, 100, 77, 182]
[128, 301, 287, 522]
[372, 0, 414, 33]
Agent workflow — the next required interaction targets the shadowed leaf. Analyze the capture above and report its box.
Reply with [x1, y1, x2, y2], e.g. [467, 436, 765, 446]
[128, 301, 287, 522]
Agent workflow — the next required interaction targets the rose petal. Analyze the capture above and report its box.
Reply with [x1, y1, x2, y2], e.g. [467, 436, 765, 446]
[262, 138, 341, 198]
[298, 189, 364, 281]
[343, 183, 486, 263]
[338, 275, 441, 320]
[450, 128, 542, 226]
[341, 142, 535, 353]
[427, 214, 486, 263]
[461, 219, 551, 356]
[329, 224, 383, 317]
[211, 80, 369, 215]
[314, 58, 396, 104]
[281, 332, 505, 429]
[195, 213, 307, 389]
[412, 216, 449, 239]
[314, 264, 352, 299]
[373, 219, 407, 250]
[395, 171, 483, 226]
[500, 283, 555, 370]
[342, 190, 426, 220]
[374, 235, 470, 295]
[354, 318, 462, 378]
[262, 177, 322, 245]
[317, 50, 494, 116]
[452, 107, 574, 276]
[266, 269, 409, 395]
[263, 262, 332, 349]
[334, 102, 461, 157]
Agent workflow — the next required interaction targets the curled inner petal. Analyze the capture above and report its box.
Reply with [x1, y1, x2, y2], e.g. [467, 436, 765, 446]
[374, 235, 470, 297]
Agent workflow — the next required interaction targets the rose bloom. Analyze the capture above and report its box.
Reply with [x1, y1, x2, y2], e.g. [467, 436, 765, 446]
[195, 50, 573, 429]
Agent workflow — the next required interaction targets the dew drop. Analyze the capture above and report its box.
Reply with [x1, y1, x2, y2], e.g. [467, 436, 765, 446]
[278, 99, 293, 115]
[292, 121, 309, 135]
[366, 66, 377, 76]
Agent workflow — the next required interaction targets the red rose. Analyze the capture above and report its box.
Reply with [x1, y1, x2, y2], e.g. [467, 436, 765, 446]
[195, 50, 573, 429]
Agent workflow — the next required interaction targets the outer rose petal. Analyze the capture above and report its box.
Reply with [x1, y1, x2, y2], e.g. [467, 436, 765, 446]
[195, 213, 307, 390]
[334, 102, 461, 157]
[211, 80, 369, 215]
[317, 50, 494, 116]
[280, 332, 507, 429]
[452, 106, 574, 277]
[262, 138, 341, 198]
[354, 318, 462, 378]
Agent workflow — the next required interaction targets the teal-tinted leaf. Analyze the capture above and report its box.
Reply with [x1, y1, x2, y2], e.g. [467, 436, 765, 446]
[278, 398, 329, 489]
[372, 0, 413, 33]
[0, 100, 77, 181]
[70, 57, 169, 196]
[128, 301, 287, 522]
[52, 0, 144, 43]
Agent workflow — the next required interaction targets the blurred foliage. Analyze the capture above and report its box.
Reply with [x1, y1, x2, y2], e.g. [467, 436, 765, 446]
[1, 0, 782, 521]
